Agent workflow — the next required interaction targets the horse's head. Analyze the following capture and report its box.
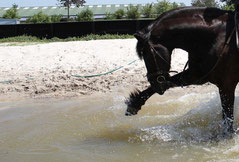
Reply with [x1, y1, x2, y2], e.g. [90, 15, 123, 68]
[134, 32, 171, 95]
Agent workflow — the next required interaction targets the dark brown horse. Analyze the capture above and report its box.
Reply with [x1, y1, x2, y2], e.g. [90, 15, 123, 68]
[125, 7, 239, 134]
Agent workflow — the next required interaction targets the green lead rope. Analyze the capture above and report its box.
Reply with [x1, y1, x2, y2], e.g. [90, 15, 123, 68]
[0, 60, 138, 83]
[0, 80, 12, 83]
[0, 78, 33, 84]
[71, 60, 138, 78]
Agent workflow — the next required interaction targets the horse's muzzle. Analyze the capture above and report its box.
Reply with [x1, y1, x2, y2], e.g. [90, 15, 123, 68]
[151, 83, 166, 95]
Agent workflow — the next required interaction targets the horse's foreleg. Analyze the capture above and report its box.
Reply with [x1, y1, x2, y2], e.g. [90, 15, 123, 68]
[125, 86, 155, 116]
[168, 69, 206, 87]
[218, 84, 236, 134]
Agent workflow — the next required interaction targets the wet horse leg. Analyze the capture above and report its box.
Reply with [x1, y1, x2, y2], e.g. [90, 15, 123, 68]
[218, 84, 237, 134]
[125, 69, 200, 116]
[125, 87, 154, 116]
[170, 70, 237, 134]
[125, 68, 237, 134]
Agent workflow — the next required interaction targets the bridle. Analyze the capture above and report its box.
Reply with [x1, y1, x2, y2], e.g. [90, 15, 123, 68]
[144, 25, 236, 87]
[147, 71, 168, 84]
[139, 10, 237, 93]
[145, 41, 177, 85]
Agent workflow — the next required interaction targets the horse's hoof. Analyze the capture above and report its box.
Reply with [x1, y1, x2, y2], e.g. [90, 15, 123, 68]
[125, 111, 133, 116]
[223, 128, 235, 136]
[125, 108, 138, 116]
[125, 110, 136, 116]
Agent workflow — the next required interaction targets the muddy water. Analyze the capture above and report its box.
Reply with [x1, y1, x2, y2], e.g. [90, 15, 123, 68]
[1, 90, 239, 162]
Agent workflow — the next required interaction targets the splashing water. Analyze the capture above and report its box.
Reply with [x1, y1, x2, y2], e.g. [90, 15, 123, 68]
[1, 90, 239, 161]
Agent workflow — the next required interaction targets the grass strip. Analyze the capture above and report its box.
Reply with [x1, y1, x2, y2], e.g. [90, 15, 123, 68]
[0, 34, 134, 43]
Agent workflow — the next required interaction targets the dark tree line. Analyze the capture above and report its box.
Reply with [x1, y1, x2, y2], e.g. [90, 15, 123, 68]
[221, 0, 236, 5]
[191, 0, 236, 10]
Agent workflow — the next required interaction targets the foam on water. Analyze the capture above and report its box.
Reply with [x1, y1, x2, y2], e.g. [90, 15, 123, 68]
[131, 92, 239, 143]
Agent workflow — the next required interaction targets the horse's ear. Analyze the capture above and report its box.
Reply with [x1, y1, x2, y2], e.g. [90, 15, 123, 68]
[134, 32, 144, 42]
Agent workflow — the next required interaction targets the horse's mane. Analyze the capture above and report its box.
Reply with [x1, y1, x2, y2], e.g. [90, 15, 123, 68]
[135, 7, 232, 59]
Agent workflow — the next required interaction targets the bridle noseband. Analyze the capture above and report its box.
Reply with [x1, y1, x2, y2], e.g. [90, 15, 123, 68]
[147, 71, 167, 84]
[145, 42, 175, 84]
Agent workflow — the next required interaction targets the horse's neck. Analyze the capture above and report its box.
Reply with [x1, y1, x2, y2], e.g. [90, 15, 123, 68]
[153, 16, 230, 52]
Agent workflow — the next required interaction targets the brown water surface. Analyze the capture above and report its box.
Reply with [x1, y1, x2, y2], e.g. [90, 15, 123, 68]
[1, 90, 239, 161]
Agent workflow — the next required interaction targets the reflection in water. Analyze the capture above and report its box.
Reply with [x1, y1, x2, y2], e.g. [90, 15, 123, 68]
[1, 91, 239, 161]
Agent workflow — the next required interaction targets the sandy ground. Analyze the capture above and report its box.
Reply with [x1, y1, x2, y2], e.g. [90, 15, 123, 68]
[0, 39, 218, 100]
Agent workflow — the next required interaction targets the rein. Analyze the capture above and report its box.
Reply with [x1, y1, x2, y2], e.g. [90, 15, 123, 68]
[149, 42, 171, 66]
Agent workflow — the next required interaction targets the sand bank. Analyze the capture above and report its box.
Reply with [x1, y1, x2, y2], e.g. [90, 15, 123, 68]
[0, 39, 217, 100]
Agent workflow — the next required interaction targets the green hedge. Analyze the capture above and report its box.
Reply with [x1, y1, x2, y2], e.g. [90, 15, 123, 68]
[0, 34, 134, 43]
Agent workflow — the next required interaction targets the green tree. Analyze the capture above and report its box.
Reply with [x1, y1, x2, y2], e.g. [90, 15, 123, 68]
[154, 0, 173, 15]
[220, 0, 237, 11]
[220, 0, 235, 5]
[141, 3, 154, 18]
[51, 14, 63, 23]
[2, 4, 20, 19]
[171, 2, 180, 9]
[58, 0, 86, 19]
[126, 5, 140, 19]
[26, 11, 51, 24]
[221, 3, 234, 10]
[153, 1, 184, 17]
[113, 9, 126, 19]
[76, 8, 94, 21]
[104, 12, 113, 20]
[191, 0, 219, 7]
